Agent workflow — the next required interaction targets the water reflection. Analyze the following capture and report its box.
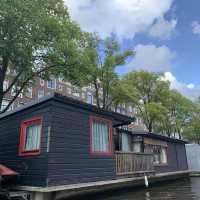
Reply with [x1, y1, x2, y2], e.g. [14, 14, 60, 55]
[66, 178, 200, 200]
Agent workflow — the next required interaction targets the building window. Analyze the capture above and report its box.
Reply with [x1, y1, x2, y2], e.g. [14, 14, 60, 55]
[19, 117, 42, 156]
[116, 107, 121, 113]
[3, 80, 9, 91]
[40, 79, 45, 86]
[67, 87, 72, 94]
[25, 87, 33, 98]
[90, 116, 113, 155]
[38, 90, 45, 99]
[86, 92, 93, 104]
[0, 100, 13, 112]
[47, 78, 56, 89]
[58, 85, 63, 92]
[11, 86, 23, 98]
[58, 76, 66, 83]
[72, 86, 80, 97]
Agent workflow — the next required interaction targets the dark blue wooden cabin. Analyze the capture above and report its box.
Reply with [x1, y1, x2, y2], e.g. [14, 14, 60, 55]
[0, 93, 188, 188]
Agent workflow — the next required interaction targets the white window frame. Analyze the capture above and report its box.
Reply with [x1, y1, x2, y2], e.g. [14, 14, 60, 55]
[38, 90, 45, 99]
[47, 78, 56, 89]
[3, 80, 9, 92]
[26, 87, 33, 98]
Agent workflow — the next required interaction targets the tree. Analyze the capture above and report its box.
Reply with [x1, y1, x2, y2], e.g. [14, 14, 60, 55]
[121, 70, 170, 132]
[155, 90, 195, 138]
[81, 34, 134, 109]
[183, 111, 200, 144]
[0, 0, 88, 113]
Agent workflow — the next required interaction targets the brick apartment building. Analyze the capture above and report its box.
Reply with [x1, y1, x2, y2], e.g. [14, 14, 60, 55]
[1, 73, 146, 130]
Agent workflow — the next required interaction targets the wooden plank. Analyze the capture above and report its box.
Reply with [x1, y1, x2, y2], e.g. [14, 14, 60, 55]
[115, 152, 154, 175]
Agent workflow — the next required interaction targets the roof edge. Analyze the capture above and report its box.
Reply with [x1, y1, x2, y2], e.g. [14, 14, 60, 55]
[0, 93, 135, 124]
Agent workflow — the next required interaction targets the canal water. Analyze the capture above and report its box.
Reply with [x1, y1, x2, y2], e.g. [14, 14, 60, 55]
[66, 177, 200, 200]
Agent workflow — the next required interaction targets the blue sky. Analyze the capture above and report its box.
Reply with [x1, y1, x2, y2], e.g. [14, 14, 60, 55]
[65, 0, 200, 100]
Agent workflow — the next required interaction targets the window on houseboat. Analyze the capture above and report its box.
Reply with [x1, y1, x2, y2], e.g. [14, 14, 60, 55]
[19, 117, 42, 156]
[132, 137, 144, 153]
[90, 117, 112, 154]
[133, 141, 143, 153]
[153, 146, 167, 165]
[160, 147, 167, 164]
[144, 144, 167, 165]
[25, 124, 41, 151]
[121, 133, 131, 152]
[143, 138, 168, 165]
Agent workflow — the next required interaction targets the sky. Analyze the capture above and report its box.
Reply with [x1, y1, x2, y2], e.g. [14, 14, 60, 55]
[64, 0, 200, 100]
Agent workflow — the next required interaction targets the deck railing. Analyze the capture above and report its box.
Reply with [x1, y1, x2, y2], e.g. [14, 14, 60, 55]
[115, 151, 154, 175]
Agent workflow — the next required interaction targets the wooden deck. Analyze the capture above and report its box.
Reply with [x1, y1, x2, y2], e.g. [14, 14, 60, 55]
[115, 151, 154, 175]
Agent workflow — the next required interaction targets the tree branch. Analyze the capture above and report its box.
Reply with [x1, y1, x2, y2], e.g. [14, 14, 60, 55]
[0, 61, 78, 113]
[3, 69, 24, 95]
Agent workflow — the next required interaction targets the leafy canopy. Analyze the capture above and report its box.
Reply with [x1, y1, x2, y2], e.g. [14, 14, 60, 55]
[0, 0, 88, 113]
[81, 34, 134, 109]
[121, 70, 170, 132]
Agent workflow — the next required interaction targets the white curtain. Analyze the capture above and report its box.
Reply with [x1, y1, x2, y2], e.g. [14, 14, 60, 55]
[160, 148, 167, 164]
[133, 142, 142, 153]
[121, 133, 131, 152]
[92, 122, 109, 152]
[25, 125, 41, 151]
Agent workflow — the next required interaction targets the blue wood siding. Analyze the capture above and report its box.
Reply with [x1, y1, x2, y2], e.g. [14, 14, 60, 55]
[154, 142, 188, 173]
[47, 101, 116, 186]
[0, 103, 51, 186]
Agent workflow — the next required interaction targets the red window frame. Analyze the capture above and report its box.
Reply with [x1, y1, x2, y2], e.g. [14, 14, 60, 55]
[19, 117, 43, 156]
[89, 116, 113, 156]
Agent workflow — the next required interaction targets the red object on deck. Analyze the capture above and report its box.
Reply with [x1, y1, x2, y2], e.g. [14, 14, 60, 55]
[0, 164, 18, 176]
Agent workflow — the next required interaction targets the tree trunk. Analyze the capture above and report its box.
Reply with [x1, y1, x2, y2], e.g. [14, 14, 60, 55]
[93, 80, 100, 108]
[148, 122, 153, 133]
[0, 56, 9, 111]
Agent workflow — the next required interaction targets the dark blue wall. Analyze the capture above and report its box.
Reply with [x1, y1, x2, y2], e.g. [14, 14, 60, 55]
[154, 141, 188, 173]
[47, 100, 116, 186]
[0, 102, 52, 187]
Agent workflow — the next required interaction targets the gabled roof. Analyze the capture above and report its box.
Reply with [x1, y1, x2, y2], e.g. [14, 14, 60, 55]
[0, 93, 135, 125]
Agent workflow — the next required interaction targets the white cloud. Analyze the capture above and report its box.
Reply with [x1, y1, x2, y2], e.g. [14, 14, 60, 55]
[187, 83, 195, 89]
[192, 21, 200, 35]
[149, 18, 177, 40]
[65, 0, 173, 38]
[163, 72, 200, 100]
[127, 44, 175, 72]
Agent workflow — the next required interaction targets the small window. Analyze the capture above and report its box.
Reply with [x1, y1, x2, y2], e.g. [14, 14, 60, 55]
[11, 86, 23, 98]
[40, 79, 45, 86]
[3, 80, 9, 91]
[153, 146, 168, 165]
[19, 117, 42, 156]
[38, 90, 45, 99]
[86, 92, 93, 104]
[90, 116, 113, 155]
[0, 100, 13, 111]
[72, 86, 80, 97]
[25, 87, 33, 98]
[121, 132, 131, 152]
[47, 78, 56, 89]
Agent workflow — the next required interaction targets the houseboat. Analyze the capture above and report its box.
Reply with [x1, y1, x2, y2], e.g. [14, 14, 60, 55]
[0, 93, 189, 200]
